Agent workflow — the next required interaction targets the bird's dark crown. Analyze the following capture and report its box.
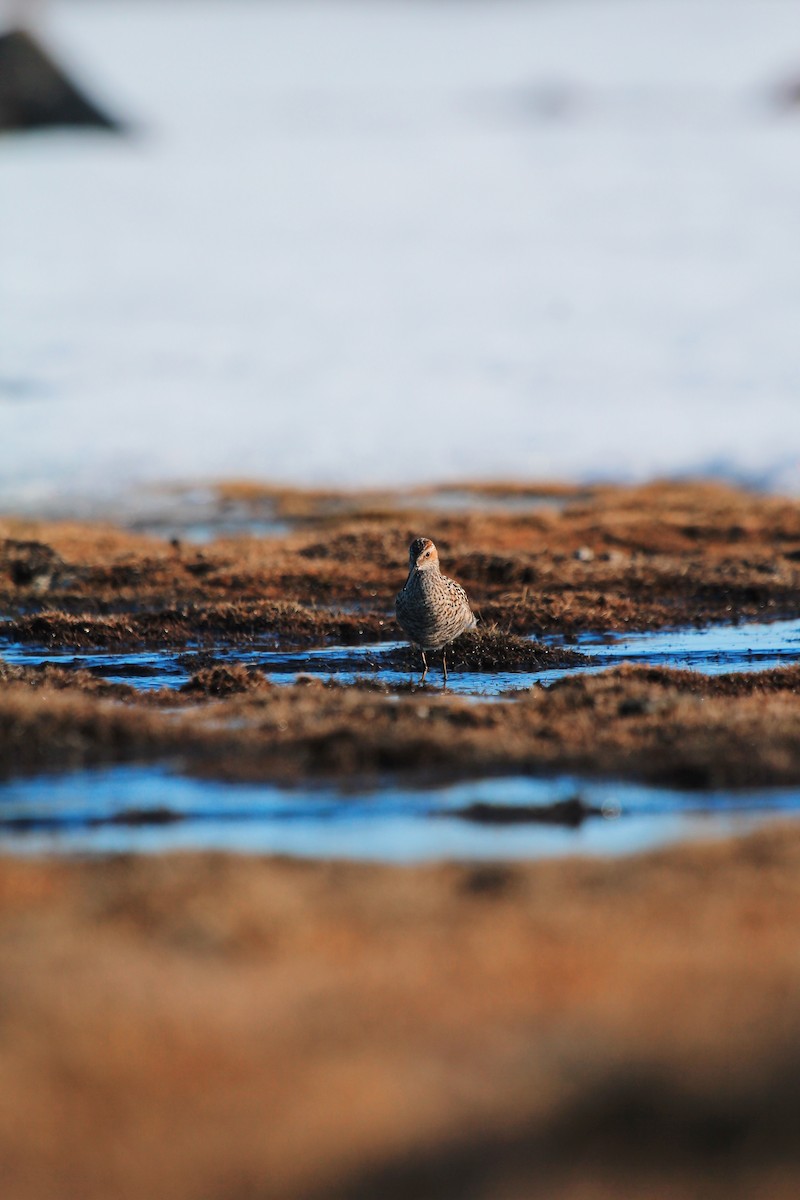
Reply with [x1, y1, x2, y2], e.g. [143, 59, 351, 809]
[409, 537, 433, 560]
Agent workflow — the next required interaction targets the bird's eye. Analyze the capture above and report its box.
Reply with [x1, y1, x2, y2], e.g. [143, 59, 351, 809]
[424, 550, 431, 557]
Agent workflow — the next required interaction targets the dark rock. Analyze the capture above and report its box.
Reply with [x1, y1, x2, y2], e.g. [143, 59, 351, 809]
[0, 28, 123, 132]
[3, 539, 64, 591]
[446, 796, 598, 827]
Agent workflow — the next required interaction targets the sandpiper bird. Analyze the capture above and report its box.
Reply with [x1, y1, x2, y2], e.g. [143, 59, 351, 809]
[395, 537, 477, 683]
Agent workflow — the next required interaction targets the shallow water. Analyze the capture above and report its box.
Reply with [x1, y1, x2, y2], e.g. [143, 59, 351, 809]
[126, 492, 564, 543]
[3, 618, 800, 858]
[0, 765, 796, 861]
[389, 490, 570, 517]
[3, 617, 800, 696]
[137, 519, 294, 544]
[576, 619, 800, 672]
[9, 485, 570, 544]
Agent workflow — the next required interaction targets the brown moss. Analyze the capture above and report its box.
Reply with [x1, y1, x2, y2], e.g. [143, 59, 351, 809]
[2, 480, 800, 637]
[1, 482, 800, 789]
[0, 658, 140, 699]
[180, 664, 271, 697]
[0, 684, 186, 777]
[3, 662, 800, 789]
[5, 602, 392, 649]
[374, 629, 586, 674]
[427, 628, 586, 672]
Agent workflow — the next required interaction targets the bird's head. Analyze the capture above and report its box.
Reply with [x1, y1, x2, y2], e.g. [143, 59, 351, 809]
[408, 537, 439, 572]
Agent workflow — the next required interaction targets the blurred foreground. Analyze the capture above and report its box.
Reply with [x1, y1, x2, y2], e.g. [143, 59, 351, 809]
[3, 831, 800, 1200]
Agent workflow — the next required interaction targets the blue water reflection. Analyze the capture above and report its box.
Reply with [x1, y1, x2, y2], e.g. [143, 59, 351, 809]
[2, 617, 800, 696]
[0, 766, 797, 861]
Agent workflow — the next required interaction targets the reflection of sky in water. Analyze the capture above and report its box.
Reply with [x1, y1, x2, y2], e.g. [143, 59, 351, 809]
[3, 618, 799, 859]
[577, 619, 800, 661]
[0, 766, 798, 861]
[3, 618, 800, 696]
[559, 617, 800, 677]
[2, 485, 570, 542]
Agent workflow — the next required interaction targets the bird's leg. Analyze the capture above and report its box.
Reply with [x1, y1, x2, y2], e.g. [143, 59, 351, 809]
[419, 648, 428, 684]
[442, 648, 448, 685]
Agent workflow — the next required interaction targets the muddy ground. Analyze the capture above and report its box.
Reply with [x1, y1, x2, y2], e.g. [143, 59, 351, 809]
[3, 479, 800, 1198]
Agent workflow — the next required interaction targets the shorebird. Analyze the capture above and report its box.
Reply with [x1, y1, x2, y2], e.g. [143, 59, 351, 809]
[395, 537, 477, 683]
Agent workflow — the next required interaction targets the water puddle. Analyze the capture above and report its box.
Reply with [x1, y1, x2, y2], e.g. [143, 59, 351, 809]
[389, 489, 571, 516]
[134, 491, 566, 541]
[0, 646, 191, 691]
[3, 619, 799, 859]
[3, 617, 799, 696]
[135, 518, 293, 544]
[575, 618, 800, 675]
[0, 766, 796, 861]
[28, 486, 572, 544]
[1, 637, 543, 695]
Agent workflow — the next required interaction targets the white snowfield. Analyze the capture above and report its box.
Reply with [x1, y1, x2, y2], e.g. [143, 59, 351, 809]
[3, 0, 800, 510]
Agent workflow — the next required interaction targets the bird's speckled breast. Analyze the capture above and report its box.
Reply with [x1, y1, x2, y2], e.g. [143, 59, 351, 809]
[395, 569, 475, 650]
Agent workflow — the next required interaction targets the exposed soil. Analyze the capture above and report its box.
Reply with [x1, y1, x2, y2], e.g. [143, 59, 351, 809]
[3, 829, 800, 1200]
